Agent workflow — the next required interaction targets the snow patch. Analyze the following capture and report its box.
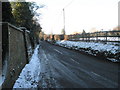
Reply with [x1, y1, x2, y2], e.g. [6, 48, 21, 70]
[107, 58, 119, 62]
[13, 45, 41, 88]
[56, 40, 120, 62]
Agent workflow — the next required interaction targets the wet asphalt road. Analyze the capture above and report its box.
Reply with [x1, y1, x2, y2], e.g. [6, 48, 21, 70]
[38, 41, 119, 88]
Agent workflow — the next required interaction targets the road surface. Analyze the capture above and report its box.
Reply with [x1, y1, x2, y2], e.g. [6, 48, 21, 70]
[38, 41, 119, 88]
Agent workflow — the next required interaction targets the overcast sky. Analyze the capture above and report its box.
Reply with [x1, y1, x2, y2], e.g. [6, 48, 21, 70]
[21, 0, 119, 34]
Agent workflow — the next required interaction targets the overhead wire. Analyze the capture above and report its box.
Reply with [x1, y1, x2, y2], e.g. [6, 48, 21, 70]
[64, 0, 75, 9]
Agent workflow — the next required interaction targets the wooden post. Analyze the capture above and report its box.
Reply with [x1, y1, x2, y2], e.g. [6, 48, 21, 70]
[96, 32, 98, 42]
[106, 31, 107, 42]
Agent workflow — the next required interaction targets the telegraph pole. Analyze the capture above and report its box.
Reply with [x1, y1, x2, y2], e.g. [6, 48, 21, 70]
[62, 0, 74, 35]
[63, 8, 65, 35]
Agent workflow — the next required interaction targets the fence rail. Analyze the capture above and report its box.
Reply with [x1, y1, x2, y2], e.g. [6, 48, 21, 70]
[68, 30, 120, 42]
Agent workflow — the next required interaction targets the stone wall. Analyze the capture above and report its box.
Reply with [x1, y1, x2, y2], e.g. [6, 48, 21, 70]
[0, 27, 1, 72]
[25, 31, 33, 61]
[2, 23, 32, 88]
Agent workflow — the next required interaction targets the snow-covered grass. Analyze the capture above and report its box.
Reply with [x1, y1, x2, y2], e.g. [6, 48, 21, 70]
[13, 45, 41, 88]
[56, 40, 120, 62]
[75, 37, 120, 42]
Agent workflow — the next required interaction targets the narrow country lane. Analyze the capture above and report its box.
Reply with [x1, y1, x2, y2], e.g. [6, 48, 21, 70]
[38, 41, 119, 88]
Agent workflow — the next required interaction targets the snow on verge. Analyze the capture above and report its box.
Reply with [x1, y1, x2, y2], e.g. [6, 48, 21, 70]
[56, 40, 120, 62]
[13, 45, 40, 88]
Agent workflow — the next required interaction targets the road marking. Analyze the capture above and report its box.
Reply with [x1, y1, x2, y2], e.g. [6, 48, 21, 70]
[91, 72, 101, 77]
[71, 58, 79, 64]
[76, 65, 118, 87]
[90, 71, 118, 87]
[70, 58, 117, 87]
[54, 49, 63, 54]
[67, 60, 118, 88]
